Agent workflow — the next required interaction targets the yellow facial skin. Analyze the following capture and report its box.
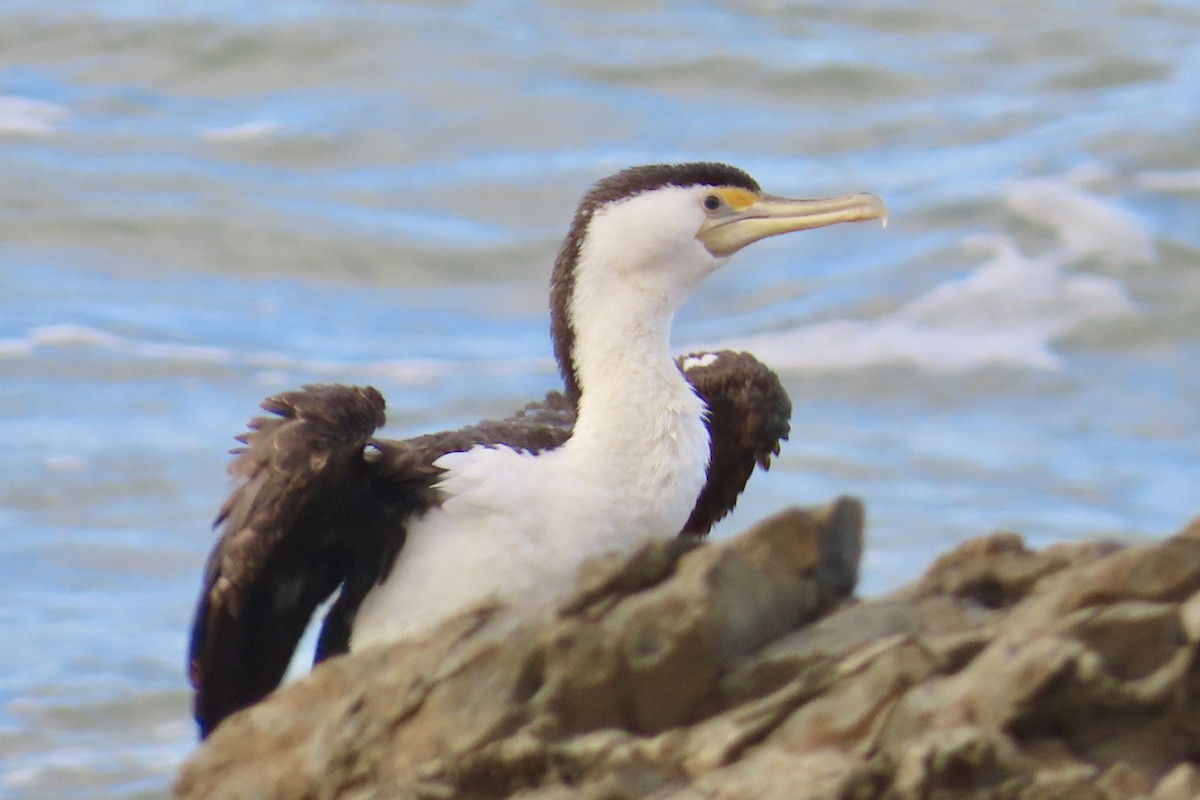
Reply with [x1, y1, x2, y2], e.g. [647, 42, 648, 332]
[697, 188, 888, 257]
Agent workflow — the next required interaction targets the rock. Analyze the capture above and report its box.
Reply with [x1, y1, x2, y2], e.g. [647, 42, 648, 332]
[174, 503, 1200, 800]
[1151, 763, 1200, 800]
[889, 726, 1025, 798]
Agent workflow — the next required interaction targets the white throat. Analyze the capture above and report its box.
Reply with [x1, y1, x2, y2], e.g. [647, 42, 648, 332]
[561, 193, 716, 533]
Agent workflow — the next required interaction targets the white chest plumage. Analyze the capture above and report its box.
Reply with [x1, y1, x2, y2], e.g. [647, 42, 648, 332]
[351, 376, 709, 650]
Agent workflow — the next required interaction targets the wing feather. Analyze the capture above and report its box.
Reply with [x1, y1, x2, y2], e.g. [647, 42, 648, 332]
[678, 350, 792, 536]
[188, 385, 394, 737]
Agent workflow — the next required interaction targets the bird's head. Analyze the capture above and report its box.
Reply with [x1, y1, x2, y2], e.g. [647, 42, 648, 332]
[551, 163, 887, 399]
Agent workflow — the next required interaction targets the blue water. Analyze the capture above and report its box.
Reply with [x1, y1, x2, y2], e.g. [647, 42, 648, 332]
[2, 1, 1199, 796]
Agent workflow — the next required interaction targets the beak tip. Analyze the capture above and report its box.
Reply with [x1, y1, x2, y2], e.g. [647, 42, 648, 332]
[864, 193, 889, 229]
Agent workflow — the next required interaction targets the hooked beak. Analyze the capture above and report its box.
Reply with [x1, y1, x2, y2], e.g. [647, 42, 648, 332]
[697, 192, 888, 257]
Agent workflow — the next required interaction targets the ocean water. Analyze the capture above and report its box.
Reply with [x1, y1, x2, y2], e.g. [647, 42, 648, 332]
[2, 0, 1199, 796]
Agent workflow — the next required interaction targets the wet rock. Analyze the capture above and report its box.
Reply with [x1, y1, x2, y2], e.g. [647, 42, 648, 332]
[174, 503, 1200, 800]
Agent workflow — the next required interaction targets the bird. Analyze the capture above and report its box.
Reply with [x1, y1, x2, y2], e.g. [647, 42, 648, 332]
[187, 162, 886, 738]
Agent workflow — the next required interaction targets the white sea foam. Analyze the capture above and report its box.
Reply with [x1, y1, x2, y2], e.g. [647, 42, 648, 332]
[1005, 178, 1156, 267]
[904, 235, 1137, 335]
[704, 205, 1141, 374]
[0, 95, 68, 135]
[31, 323, 124, 348]
[8, 323, 510, 384]
[26, 323, 233, 362]
[200, 120, 280, 141]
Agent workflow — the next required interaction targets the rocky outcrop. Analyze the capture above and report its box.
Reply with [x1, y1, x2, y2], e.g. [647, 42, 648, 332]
[174, 500, 1200, 800]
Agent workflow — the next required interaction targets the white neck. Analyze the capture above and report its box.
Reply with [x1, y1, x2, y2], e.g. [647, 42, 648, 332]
[570, 280, 696, 448]
[557, 193, 719, 534]
[564, 287, 709, 536]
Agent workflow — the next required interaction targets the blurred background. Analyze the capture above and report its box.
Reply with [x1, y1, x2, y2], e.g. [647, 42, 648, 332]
[1, 0, 1198, 796]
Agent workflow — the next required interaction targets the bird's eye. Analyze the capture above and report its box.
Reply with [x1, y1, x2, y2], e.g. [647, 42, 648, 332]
[703, 194, 723, 212]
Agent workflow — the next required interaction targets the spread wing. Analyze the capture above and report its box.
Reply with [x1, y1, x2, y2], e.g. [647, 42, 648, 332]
[186, 384, 575, 738]
[187, 353, 788, 737]
[187, 385, 397, 737]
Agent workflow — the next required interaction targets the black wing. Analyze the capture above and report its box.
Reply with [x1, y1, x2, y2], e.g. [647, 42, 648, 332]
[678, 350, 792, 536]
[187, 384, 575, 738]
[188, 385, 398, 737]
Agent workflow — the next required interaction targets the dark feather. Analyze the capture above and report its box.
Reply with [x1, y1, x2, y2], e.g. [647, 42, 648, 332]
[679, 351, 792, 536]
[188, 385, 398, 738]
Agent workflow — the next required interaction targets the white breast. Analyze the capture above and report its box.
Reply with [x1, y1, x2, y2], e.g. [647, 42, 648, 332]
[350, 386, 709, 650]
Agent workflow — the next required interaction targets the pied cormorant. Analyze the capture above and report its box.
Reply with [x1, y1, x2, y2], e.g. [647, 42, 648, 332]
[187, 162, 886, 737]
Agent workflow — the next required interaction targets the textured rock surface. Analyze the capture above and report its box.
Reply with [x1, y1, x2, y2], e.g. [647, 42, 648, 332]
[174, 503, 1200, 800]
